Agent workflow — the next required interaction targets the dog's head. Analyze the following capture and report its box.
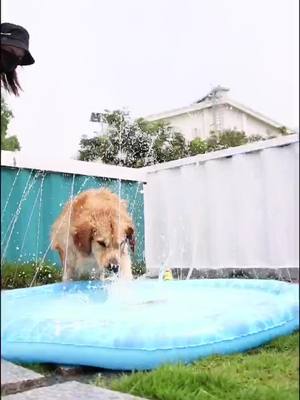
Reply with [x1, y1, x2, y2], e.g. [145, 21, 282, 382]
[73, 208, 135, 270]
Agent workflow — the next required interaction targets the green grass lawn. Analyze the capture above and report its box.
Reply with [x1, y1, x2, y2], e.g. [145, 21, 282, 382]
[94, 333, 299, 400]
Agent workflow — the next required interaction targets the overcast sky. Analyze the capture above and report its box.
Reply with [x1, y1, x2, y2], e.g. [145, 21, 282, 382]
[2, 0, 299, 158]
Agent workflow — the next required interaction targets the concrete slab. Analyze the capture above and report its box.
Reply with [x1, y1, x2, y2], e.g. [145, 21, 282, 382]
[1, 360, 46, 396]
[2, 381, 147, 399]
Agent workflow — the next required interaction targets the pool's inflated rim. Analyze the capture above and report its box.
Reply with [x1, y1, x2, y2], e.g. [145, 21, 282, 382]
[2, 279, 299, 370]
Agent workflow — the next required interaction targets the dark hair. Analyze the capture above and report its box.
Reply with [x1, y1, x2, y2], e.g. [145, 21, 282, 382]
[1, 69, 22, 96]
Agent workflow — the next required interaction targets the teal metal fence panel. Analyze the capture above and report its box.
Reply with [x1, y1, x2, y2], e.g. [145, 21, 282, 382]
[1, 167, 145, 268]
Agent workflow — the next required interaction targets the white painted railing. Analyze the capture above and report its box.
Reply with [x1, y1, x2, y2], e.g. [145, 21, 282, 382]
[143, 135, 299, 270]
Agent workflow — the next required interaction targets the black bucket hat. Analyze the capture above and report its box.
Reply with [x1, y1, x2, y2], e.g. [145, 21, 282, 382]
[1, 22, 35, 65]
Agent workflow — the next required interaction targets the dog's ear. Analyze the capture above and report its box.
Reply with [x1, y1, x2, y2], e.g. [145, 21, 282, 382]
[73, 222, 93, 255]
[126, 226, 135, 253]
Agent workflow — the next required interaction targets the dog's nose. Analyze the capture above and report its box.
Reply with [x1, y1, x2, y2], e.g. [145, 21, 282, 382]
[107, 264, 119, 274]
[109, 257, 118, 265]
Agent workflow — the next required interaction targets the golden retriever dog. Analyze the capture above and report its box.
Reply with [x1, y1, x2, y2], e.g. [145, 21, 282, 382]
[51, 188, 135, 281]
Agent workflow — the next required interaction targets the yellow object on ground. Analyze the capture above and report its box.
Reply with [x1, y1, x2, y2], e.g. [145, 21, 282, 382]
[163, 269, 173, 280]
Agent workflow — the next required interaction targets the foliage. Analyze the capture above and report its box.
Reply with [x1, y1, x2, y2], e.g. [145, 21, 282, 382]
[217, 129, 249, 148]
[1, 261, 146, 289]
[152, 130, 188, 163]
[1, 97, 13, 139]
[97, 333, 299, 400]
[78, 135, 113, 163]
[79, 109, 292, 165]
[205, 129, 248, 152]
[227, 269, 253, 279]
[132, 261, 146, 276]
[78, 110, 187, 167]
[279, 126, 289, 136]
[1, 263, 62, 289]
[188, 137, 208, 155]
[247, 134, 266, 143]
[1, 96, 21, 151]
[189, 130, 268, 156]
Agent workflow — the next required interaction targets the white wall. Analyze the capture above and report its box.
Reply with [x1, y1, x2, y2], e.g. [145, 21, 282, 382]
[160, 105, 281, 141]
[244, 112, 280, 137]
[143, 135, 299, 270]
[222, 106, 280, 137]
[162, 109, 213, 141]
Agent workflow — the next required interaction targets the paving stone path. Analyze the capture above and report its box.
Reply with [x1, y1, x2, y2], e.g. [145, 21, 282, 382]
[1, 360, 147, 399]
[1, 360, 46, 396]
[3, 381, 146, 400]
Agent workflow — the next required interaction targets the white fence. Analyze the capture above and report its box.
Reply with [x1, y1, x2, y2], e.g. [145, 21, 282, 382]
[143, 135, 299, 270]
[1, 150, 146, 182]
[2, 135, 299, 272]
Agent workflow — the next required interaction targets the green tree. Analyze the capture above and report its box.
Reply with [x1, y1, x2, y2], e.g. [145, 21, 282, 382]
[78, 135, 114, 163]
[1, 96, 21, 151]
[78, 110, 187, 167]
[216, 130, 248, 150]
[204, 131, 223, 152]
[187, 130, 264, 156]
[199, 130, 248, 153]
[278, 126, 289, 136]
[248, 134, 265, 143]
[152, 129, 188, 163]
[79, 113, 291, 163]
[188, 137, 207, 156]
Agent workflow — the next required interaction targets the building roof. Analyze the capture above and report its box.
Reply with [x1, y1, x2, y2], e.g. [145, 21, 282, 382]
[145, 87, 294, 132]
[194, 85, 230, 104]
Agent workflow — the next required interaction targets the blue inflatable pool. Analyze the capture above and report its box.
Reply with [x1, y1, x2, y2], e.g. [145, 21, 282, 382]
[1, 279, 299, 370]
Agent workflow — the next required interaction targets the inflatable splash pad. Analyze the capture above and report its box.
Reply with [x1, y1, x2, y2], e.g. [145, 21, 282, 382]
[1, 279, 299, 370]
